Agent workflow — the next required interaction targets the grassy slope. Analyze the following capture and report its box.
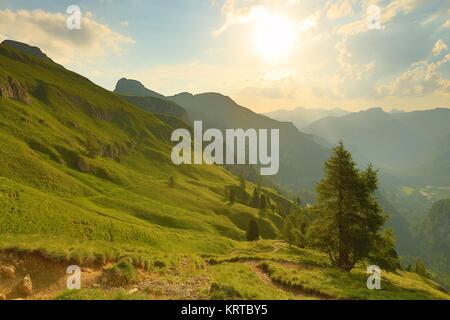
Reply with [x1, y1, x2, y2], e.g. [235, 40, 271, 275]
[0, 43, 278, 260]
[0, 43, 448, 300]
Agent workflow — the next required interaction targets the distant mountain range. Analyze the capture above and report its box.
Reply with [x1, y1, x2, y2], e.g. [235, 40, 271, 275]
[265, 107, 349, 130]
[304, 107, 450, 185]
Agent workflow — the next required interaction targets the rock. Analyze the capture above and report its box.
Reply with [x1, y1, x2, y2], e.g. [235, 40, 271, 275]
[16, 274, 33, 297]
[0, 264, 16, 279]
[0, 294, 6, 300]
[128, 288, 138, 294]
[0, 76, 31, 105]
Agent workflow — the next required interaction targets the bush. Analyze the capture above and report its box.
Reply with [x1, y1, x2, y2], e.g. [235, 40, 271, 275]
[209, 282, 242, 300]
[103, 258, 137, 287]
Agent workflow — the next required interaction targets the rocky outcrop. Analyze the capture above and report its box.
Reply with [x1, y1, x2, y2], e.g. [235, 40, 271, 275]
[16, 274, 33, 297]
[0, 76, 31, 105]
[0, 264, 16, 279]
[114, 78, 165, 99]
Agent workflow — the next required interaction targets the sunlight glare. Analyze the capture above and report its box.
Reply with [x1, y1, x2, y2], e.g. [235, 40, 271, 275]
[254, 15, 296, 62]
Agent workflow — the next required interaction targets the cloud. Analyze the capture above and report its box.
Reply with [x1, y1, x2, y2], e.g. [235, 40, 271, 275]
[237, 69, 299, 99]
[211, 0, 319, 36]
[432, 39, 448, 56]
[211, 0, 265, 36]
[375, 53, 450, 96]
[325, 0, 354, 19]
[0, 9, 134, 65]
[337, 0, 420, 36]
[336, 39, 375, 81]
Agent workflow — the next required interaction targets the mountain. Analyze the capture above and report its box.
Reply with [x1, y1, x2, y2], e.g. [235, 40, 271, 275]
[419, 199, 450, 288]
[167, 92, 332, 190]
[114, 84, 332, 190]
[114, 78, 165, 99]
[118, 94, 189, 123]
[265, 107, 349, 130]
[0, 40, 289, 287]
[1, 39, 52, 62]
[304, 107, 450, 184]
[0, 40, 448, 300]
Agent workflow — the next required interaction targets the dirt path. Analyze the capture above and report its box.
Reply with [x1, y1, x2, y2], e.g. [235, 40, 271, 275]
[242, 260, 318, 300]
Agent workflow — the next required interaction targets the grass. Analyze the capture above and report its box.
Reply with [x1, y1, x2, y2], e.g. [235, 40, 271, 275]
[209, 263, 292, 300]
[260, 261, 449, 300]
[0, 42, 449, 300]
[56, 289, 150, 300]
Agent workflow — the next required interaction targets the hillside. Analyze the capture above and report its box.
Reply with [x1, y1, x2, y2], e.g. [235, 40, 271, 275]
[418, 199, 450, 287]
[304, 107, 450, 184]
[114, 84, 332, 191]
[303, 107, 450, 285]
[0, 40, 448, 300]
[118, 94, 189, 123]
[265, 107, 349, 130]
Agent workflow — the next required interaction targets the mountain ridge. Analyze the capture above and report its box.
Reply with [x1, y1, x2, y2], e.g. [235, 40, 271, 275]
[115, 78, 332, 190]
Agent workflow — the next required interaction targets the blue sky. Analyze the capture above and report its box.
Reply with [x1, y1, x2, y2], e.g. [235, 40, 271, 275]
[0, 0, 449, 112]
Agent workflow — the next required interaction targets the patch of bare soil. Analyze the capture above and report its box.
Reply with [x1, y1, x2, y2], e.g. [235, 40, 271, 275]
[0, 251, 211, 300]
[138, 274, 211, 300]
[0, 251, 103, 300]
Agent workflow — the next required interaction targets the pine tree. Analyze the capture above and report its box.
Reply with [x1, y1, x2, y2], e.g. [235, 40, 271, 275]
[239, 176, 246, 191]
[415, 259, 427, 276]
[228, 188, 236, 205]
[283, 215, 298, 248]
[168, 176, 175, 188]
[250, 188, 260, 208]
[246, 219, 260, 242]
[308, 142, 389, 271]
[259, 194, 267, 210]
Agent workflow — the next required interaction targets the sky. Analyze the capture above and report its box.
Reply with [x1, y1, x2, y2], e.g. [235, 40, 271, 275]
[0, 0, 449, 113]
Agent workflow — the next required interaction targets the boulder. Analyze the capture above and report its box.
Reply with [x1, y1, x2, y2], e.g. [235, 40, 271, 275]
[0, 76, 31, 105]
[16, 274, 33, 297]
[0, 264, 16, 279]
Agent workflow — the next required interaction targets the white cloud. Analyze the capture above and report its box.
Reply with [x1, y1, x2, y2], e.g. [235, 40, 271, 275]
[432, 39, 448, 56]
[0, 9, 134, 65]
[325, 0, 354, 19]
[211, 0, 318, 36]
[375, 53, 450, 96]
[337, 0, 420, 36]
[211, 0, 263, 36]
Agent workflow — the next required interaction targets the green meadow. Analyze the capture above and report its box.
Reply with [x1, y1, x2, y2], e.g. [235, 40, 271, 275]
[0, 42, 449, 300]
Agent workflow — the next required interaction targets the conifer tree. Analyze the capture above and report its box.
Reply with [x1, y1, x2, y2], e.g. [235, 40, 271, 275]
[250, 188, 260, 208]
[308, 142, 390, 271]
[246, 219, 260, 242]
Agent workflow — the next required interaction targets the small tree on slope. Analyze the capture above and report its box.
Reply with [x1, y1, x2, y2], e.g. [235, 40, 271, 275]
[246, 219, 260, 242]
[307, 142, 393, 271]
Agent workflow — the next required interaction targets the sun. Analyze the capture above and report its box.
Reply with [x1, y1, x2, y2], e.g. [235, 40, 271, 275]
[254, 15, 296, 62]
